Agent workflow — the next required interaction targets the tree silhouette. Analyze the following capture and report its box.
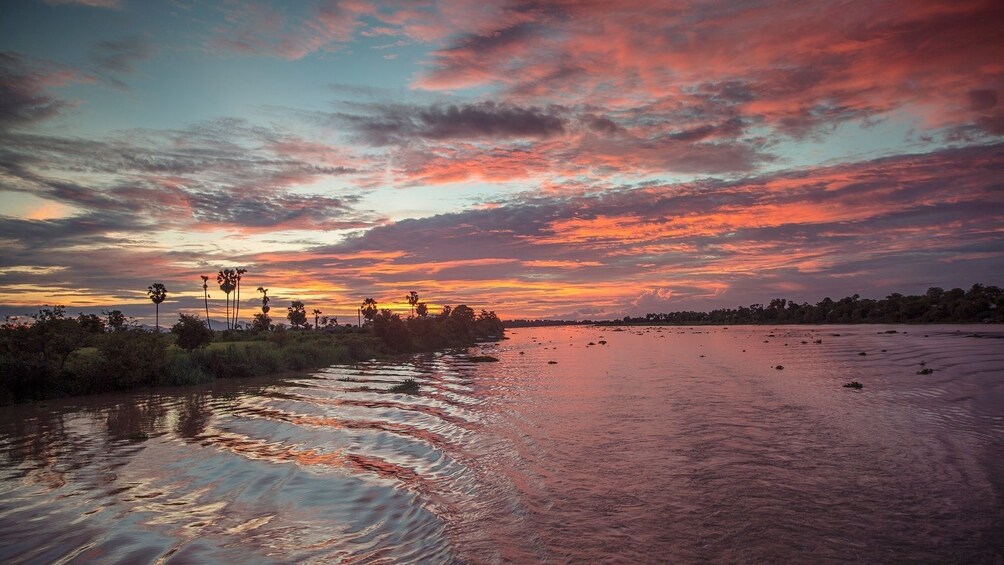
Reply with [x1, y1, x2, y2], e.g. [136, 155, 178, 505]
[254, 287, 271, 331]
[147, 283, 167, 332]
[200, 275, 212, 331]
[287, 301, 307, 329]
[257, 287, 270, 314]
[312, 309, 322, 331]
[416, 302, 429, 318]
[233, 267, 247, 329]
[171, 313, 213, 350]
[406, 291, 419, 317]
[360, 298, 378, 324]
[216, 269, 235, 330]
[103, 309, 127, 331]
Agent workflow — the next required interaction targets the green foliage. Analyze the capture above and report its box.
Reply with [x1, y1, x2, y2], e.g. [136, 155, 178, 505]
[98, 329, 168, 388]
[287, 300, 308, 329]
[373, 310, 411, 352]
[251, 312, 272, 331]
[103, 309, 128, 331]
[0, 299, 504, 405]
[77, 313, 106, 334]
[406, 291, 419, 316]
[163, 353, 213, 386]
[361, 298, 378, 323]
[368, 304, 506, 352]
[62, 347, 105, 395]
[269, 324, 290, 348]
[189, 344, 264, 379]
[147, 283, 167, 305]
[171, 314, 214, 350]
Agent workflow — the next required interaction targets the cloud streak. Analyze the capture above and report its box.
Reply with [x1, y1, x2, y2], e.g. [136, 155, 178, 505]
[90, 36, 151, 74]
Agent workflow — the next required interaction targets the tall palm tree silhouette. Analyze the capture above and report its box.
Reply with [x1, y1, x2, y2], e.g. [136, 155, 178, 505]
[407, 291, 419, 317]
[360, 298, 378, 324]
[201, 275, 212, 331]
[147, 283, 167, 332]
[313, 309, 322, 330]
[217, 269, 235, 330]
[233, 267, 247, 329]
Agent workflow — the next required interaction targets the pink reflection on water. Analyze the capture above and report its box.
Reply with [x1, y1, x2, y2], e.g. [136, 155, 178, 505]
[0, 325, 1001, 562]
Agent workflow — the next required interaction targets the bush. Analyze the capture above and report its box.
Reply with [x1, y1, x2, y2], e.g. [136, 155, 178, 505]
[171, 314, 213, 350]
[163, 353, 213, 386]
[187, 343, 282, 379]
[62, 347, 106, 395]
[373, 310, 411, 352]
[98, 330, 168, 388]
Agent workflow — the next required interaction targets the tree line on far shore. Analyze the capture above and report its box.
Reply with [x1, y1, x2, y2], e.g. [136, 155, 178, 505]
[506, 284, 1003, 327]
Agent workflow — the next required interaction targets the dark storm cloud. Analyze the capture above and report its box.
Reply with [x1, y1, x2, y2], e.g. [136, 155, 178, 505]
[339, 101, 566, 145]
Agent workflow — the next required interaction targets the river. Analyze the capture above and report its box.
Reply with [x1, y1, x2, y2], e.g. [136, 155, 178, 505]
[1, 325, 1002, 563]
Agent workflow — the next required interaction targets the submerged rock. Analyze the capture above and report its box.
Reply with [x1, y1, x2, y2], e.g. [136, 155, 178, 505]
[468, 355, 499, 363]
[389, 379, 420, 394]
[843, 381, 864, 389]
[917, 368, 934, 375]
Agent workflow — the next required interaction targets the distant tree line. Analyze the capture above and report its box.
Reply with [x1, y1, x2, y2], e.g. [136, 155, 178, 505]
[507, 284, 1003, 327]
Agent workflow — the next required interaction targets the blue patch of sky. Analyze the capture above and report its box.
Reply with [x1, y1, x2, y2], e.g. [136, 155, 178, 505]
[2, 0, 436, 136]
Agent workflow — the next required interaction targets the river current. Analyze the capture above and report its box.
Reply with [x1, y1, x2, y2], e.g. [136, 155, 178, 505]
[1, 325, 1002, 563]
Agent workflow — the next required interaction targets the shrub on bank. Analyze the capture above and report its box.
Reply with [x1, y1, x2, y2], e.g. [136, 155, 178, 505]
[172, 314, 214, 350]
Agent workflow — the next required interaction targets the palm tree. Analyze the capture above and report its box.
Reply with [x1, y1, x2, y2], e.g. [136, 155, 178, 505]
[200, 275, 212, 331]
[360, 298, 378, 324]
[406, 291, 419, 317]
[147, 283, 167, 332]
[217, 269, 236, 330]
[312, 309, 322, 330]
[257, 286, 270, 314]
[233, 267, 247, 329]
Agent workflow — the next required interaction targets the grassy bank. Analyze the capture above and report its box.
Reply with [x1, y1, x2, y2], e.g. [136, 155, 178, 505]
[1, 306, 505, 405]
[1, 330, 386, 405]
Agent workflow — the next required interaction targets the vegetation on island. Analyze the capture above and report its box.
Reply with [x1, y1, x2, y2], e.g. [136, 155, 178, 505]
[0, 275, 504, 405]
[507, 284, 1002, 327]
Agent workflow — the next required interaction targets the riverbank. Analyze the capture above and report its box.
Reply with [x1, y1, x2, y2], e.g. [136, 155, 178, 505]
[1, 308, 505, 405]
[1, 330, 375, 406]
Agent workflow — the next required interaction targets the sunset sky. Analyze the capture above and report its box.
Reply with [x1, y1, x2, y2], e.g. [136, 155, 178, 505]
[1, 0, 1002, 323]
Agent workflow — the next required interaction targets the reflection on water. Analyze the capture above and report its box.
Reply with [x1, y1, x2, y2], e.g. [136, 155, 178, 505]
[1, 325, 1003, 563]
